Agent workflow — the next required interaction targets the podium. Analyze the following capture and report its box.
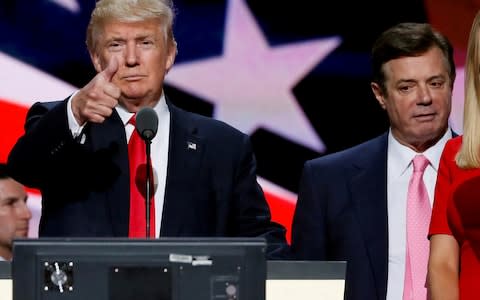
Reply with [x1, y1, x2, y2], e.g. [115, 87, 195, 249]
[0, 261, 12, 300]
[9, 239, 347, 300]
[267, 261, 346, 300]
[12, 238, 266, 300]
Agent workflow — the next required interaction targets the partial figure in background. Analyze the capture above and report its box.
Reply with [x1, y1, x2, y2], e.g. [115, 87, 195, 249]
[7, 0, 287, 257]
[0, 163, 31, 261]
[428, 10, 480, 300]
[290, 22, 455, 300]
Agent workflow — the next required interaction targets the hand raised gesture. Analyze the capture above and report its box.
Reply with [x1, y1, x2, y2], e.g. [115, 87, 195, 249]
[71, 58, 121, 125]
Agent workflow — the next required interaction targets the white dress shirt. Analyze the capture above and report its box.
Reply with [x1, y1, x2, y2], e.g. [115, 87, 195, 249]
[385, 128, 451, 300]
[67, 94, 171, 236]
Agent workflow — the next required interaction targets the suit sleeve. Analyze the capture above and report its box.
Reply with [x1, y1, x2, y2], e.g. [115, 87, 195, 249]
[7, 99, 97, 194]
[229, 135, 288, 258]
[290, 160, 327, 260]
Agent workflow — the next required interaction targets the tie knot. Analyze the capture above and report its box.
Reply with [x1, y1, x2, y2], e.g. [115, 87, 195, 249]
[412, 154, 429, 173]
[128, 114, 136, 126]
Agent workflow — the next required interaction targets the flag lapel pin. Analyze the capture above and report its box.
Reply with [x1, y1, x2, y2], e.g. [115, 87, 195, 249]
[187, 141, 197, 150]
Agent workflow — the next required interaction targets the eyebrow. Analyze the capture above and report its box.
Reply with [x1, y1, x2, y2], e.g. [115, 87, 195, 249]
[0, 195, 28, 204]
[106, 32, 157, 40]
[396, 74, 447, 84]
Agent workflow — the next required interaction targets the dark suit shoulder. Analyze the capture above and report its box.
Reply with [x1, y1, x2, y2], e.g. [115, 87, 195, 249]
[305, 133, 387, 171]
[170, 105, 247, 142]
[31, 100, 64, 110]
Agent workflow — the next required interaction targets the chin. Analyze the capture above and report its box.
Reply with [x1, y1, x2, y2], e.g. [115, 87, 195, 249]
[122, 93, 150, 104]
[123, 90, 147, 99]
[16, 227, 29, 236]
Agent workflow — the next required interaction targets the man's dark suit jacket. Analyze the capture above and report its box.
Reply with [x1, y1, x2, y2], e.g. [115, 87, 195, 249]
[290, 133, 390, 300]
[7, 98, 287, 255]
[290, 130, 456, 299]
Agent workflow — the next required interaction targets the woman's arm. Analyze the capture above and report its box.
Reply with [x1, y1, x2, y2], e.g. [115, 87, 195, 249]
[428, 233, 459, 300]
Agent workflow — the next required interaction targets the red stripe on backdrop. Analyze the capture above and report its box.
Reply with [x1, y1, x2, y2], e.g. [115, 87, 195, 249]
[0, 99, 40, 197]
[0, 99, 28, 163]
[264, 191, 295, 244]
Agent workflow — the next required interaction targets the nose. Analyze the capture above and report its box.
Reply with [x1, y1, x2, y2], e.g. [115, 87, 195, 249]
[124, 42, 139, 67]
[18, 200, 32, 221]
[418, 84, 433, 105]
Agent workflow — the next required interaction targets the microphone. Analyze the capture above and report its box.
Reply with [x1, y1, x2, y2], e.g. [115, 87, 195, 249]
[135, 107, 158, 141]
[134, 106, 158, 238]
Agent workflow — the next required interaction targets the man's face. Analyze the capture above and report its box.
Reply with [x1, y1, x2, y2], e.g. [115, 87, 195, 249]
[91, 19, 176, 111]
[371, 47, 452, 152]
[0, 178, 31, 250]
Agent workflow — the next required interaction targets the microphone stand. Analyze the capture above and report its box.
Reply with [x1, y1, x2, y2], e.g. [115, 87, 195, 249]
[145, 139, 153, 239]
[135, 106, 159, 239]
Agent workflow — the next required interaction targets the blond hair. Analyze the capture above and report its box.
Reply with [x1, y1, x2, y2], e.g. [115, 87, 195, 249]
[86, 0, 176, 53]
[457, 11, 480, 168]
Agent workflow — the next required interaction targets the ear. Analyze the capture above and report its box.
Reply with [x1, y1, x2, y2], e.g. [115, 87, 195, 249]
[371, 82, 387, 110]
[90, 51, 103, 73]
[165, 41, 177, 73]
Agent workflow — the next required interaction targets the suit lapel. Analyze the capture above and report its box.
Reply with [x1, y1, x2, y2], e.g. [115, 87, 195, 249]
[89, 112, 130, 236]
[160, 103, 205, 236]
[348, 133, 388, 300]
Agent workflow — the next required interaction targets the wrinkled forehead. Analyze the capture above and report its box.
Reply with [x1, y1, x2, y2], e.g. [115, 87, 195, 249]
[382, 48, 451, 84]
[90, 17, 172, 52]
[99, 19, 165, 39]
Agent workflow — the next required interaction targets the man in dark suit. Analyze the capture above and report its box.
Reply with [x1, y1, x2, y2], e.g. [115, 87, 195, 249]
[290, 23, 455, 299]
[7, 0, 286, 256]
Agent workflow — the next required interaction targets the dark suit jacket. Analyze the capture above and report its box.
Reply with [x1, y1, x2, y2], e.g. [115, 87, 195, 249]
[291, 133, 389, 300]
[7, 98, 286, 255]
[290, 130, 456, 299]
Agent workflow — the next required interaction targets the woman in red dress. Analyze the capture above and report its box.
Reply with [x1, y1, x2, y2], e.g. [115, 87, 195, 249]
[428, 10, 480, 300]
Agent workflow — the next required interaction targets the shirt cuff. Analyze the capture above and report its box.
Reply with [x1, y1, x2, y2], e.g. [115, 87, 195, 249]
[67, 91, 86, 138]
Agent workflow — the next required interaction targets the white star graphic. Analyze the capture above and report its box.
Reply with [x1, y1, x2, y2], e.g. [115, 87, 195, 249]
[0, 51, 76, 106]
[49, 0, 80, 13]
[165, 0, 341, 151]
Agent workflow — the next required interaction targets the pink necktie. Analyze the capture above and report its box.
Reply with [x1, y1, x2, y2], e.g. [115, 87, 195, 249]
[403, 154, 430, 300]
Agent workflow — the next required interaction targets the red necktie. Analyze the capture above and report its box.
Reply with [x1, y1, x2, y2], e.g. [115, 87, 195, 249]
[128, 115, 155, 238]
[403, 154, 430, 300]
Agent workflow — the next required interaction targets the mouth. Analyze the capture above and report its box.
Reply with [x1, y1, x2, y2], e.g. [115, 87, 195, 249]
[122, 75, 146, 81]
[413, 113, 436, 121]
